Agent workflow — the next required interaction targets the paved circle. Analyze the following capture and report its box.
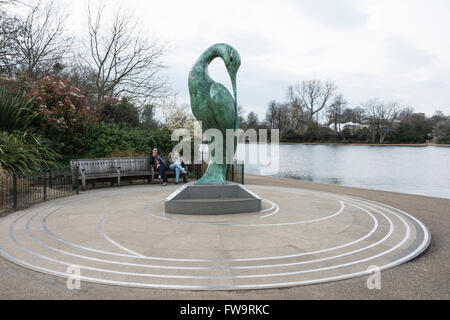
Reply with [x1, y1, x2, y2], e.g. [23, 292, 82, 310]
[0, 184, 430, 290]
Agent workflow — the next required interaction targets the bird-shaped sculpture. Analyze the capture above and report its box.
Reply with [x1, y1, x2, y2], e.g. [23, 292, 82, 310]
[188, 43, 241, 185]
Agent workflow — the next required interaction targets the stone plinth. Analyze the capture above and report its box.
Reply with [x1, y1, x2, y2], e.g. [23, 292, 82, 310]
[164, 182, 262, 215]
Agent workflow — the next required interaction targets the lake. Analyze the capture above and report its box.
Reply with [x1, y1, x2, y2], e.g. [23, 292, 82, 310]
[235, 144, 450, 199]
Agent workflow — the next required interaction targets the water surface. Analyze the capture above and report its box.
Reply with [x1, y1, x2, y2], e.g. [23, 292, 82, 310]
[236, 144, 450, 199]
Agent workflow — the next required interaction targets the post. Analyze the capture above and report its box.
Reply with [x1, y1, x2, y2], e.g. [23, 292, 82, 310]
[75, 166, 79, 194]
[81, 169, 86, 190]
[116, 167, 121, 187]
[12, 173, 17, 211]
[196, 163, 202, 180]
[48, 169, 53, 188]
[241, 163, 244, 185]
[43, 171, 48, 201]
[75, 166, 80, 194]
[231, 163, 235, 182]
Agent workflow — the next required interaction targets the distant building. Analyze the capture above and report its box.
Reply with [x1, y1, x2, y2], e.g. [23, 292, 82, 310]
[360, 118, 401, 129]
[413, 113, 426, 119]
[329, 122, 364, 133]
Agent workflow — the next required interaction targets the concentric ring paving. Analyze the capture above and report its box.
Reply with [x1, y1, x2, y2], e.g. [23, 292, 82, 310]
[0, 184, 430, 290]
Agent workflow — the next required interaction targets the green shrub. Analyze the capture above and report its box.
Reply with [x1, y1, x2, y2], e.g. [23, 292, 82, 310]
[0, 84, 35, 132]
[0, 131, 61, 174]
[281, 124, 335, 142]
[435, 120, 450, 144]
[387, 116, 433, 143]
[82, 122, 176, 158]
[27, 76, 98, 157]
[99, 96, 140, 126]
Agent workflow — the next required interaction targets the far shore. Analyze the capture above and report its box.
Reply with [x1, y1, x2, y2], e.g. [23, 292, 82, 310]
[244, 141, 450, 147]
[279, 142, 450, 147]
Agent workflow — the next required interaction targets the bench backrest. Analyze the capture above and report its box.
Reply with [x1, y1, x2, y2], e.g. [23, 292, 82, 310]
[70, 157, 150, 174]
[113, 158, 149, 172]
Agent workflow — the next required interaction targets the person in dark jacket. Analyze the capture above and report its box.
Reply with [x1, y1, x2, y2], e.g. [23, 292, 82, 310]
[148, 147, 169, 186]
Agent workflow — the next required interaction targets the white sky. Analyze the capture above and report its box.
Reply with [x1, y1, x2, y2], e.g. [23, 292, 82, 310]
[19, 0, 450, 118]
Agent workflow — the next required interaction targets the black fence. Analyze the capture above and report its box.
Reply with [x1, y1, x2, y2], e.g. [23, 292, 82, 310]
[0, 162, 244, 212]
[193, 161, 244, 184]
[0, 168, 78, 212]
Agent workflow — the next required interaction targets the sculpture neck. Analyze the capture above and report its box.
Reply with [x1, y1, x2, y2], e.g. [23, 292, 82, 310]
[198, 44, 225, 69]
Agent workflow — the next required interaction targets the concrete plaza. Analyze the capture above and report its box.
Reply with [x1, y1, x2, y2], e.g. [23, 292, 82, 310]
[0, 175, 448, 299]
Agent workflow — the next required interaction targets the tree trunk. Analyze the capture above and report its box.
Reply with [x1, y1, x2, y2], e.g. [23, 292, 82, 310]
[371, 128, 376, 144]
[380, 130, 387, 144]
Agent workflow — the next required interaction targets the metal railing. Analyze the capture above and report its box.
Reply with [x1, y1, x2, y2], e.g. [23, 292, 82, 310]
[0, 161, 244, 212]
[0, 167, 78, 212]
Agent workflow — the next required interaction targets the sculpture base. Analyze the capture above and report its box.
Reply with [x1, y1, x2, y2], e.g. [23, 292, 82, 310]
[164, 182, 262, 215]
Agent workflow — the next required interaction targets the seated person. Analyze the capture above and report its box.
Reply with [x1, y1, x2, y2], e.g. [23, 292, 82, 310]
[169, 149, 188, 184]
[148, 147, 169, 186]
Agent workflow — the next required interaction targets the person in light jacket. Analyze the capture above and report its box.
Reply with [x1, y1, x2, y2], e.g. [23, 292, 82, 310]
[169, 149, 188, 184]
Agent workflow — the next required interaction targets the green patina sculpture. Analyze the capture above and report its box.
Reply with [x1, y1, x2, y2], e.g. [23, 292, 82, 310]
[189, 43, 241, 185]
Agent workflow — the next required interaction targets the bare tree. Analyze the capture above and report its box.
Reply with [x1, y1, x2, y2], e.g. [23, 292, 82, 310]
[362, 98, 380, 143]
[379, 102, 399, 143]
[1, 1, 71, 79]
[265, 100, 278, 129]
[326, 94, 346, 132]
[0, 8, 21, 75]
[397, 106, 414, 121]
[431, 110, 447, 126]
[286, 85, 307, 130]
[246, 111, 259, 129]
[60, 61, 97, 101]
[85, 3, 168, 109]
[264, 100, 290, 131]
[352, 106, 366, 124]
[362, 98, 399, 143]
[276, 103, 290, 132]
[435, 118, 450, 143]
[340, 108, 352, 123]
[0, 1, 30, 5]
[291, 80, 337, 122]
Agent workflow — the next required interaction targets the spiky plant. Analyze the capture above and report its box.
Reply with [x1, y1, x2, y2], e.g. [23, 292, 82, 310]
[0, 85, 35, 132]
[0, 131, 61, 174]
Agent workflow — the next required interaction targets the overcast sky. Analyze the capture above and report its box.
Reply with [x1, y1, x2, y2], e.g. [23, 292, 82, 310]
[38, 0, 450, 118]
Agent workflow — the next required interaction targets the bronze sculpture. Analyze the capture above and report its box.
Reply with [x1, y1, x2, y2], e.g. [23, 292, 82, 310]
[188, 43, 241, 184]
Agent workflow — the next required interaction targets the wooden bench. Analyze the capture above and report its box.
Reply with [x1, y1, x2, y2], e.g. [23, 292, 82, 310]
[70, 157, 186, 190]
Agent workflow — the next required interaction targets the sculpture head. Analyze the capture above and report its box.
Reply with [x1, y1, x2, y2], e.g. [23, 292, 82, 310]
[215, 43, 241, 110]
